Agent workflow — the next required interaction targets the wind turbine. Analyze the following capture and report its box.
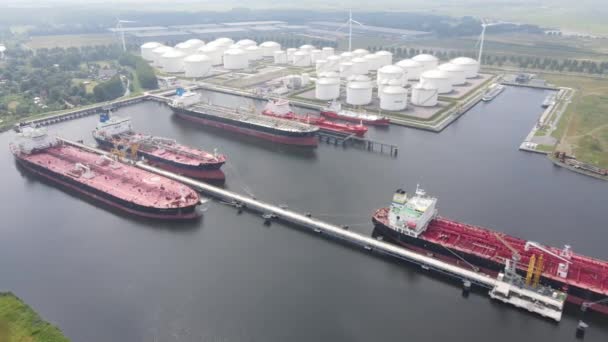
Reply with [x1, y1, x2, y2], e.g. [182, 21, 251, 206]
[477, 19, 504, 64]
[336, 10, 364, 52]
[116, 19, 136, 52]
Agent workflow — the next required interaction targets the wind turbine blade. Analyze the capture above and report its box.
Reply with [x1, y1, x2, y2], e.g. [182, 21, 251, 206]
[352, 20, 364, 26]
[334, 20, 349, 32]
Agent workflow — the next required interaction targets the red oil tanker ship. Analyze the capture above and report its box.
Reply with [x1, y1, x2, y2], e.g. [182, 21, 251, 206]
[373, 186, 608, 315]
[11, 127, 201, 220]
[93, 112, 226, 182]
[320, 101, 390, 126]
[170, 91, 319, 147]
[263, 99, 368, 137]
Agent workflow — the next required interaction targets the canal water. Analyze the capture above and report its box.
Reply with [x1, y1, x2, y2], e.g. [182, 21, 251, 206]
[1, 86, 607, 341]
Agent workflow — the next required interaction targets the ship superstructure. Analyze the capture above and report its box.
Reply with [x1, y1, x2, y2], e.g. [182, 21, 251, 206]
[373, 186, 608, 315]
[11, 126, 200, 219]
[93, 112, 226, 181]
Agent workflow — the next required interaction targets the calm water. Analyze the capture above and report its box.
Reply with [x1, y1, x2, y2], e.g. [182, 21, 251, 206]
[1, 86, 607, 341]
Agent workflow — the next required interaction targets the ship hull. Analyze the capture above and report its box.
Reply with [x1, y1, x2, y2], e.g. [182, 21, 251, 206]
[94, 138, 226, 182]
[173, 107, 318, 147]
[320, 110, 390, 126]
[261, 111, 367, 137]
[372, 217, 608, 315]
[15, 156, 199, 220]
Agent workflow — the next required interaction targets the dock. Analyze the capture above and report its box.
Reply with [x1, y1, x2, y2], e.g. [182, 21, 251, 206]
[58, 137, 568, 322]
[317, 131, 398, 157]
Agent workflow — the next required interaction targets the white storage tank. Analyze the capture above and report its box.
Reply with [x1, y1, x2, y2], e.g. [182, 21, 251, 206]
[420, 69, 452, 94]
[375, 51, 393, 67]
[274, 50, 288, 64]
[364, 54, 382, 71]
[141, 42, 162, 61]
[210, 37, 234, 50]
[339, 62, 353, 78]
[245, 45, 262, 61]
[377, 65, 406, 86]
[161, 50, 186, 73]
[380, 85, 407, 111]
[185, 39, 205, 50]
[184, 54, 212, 78]
[352, 48, 369, 58]
[198, 45, 223, 65]
[438, 63, 466, 85]
[151, 46, 173, 66]
[292, 51, 311, 67]
[321, 47, 334, 58]
[175, 42, 195, 55]
[235, 39, 257, 48]
[396, 59, 424, 81]
[315, 59, 328, 73]
[450, 57, 480, 78]
[340, 52, 354, 63]
[223, 48, 248, 70]
[299, 44, 315, 53]
[325, 55, 341, 71]
[412, 54, 439, 72]
[411, 83, 439, 107]
[346, 76, 373, 105]
[318, 71, 340, 82]
[351, 57, 369, 75]
[311, 49, 324, 63]
[260, 41, 281, 57]
[286, 48, 297, 62]
[315, 77, 340, 100]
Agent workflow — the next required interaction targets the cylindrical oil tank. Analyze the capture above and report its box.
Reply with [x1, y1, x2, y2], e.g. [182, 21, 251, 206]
[260, 41, 281, 57]
[450, 57, 480, 78]
[161, 50, 186, 73]
[377, 65, 406, 86]
[364, 54, 382, 71]
[311, 49, 323, 63]
[286, 48, 297, 62]
[274, 50, 288, 64]
[315, 59, 328, 73]
[185, 39, 205, 50]
[351, 57, 369, 75]
[318, 71, 340, 82]
[375, 50, 393, 68]
[339, 62, 353, 78]
[438, 63, 466, 85]
[235, 39, 257, 48]
[315, 77, 340, 100]
[151, 46, 173, 66]
[245, 45, 262, 61]
[198, 45, 223, 65]
[340, 51, 354, 63]
[346, 76, 373, 105]
[396, 59, 424, 81]
[321, 47, 335, 58]
[380, 85, 407, 111]
[211, 37, 234, 50]
[184, 54, 212, 78]
[175, 42, 195, 55]
[292, 51, 311, 67]
[141, 42, 162, 61]
[223, 48, 248, 69]
[299, 44, 315, 53]
[325, 55, 341, 71]
[352, 48, 369, 58]
[411, 83, 439, 106]
[420, 69, 452, 94]
[412, 54, 439, 72]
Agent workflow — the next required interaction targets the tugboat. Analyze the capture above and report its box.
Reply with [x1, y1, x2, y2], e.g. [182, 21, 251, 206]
[320, 100, 390, 126]
[93, 111, 227, 182]
[263, 99, 368, 137]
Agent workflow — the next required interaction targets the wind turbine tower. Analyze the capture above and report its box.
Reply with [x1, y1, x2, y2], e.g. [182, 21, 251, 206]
[116, 19, 136, 52]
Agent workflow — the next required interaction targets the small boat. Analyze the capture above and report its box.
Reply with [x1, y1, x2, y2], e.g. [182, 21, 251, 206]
[482, 83, 505, 102]
[263, 99, 368, 137]
[320, 101, 390, 126]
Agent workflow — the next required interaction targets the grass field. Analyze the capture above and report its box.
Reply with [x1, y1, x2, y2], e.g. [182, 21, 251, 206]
[543, 73, 608, 168]
[0, 292, 69, 342]
[26, 34, 116, 49]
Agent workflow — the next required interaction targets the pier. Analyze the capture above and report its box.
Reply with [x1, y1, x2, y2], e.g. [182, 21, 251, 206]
[317, 131, 398, 156]
[58, 137, 567, 322]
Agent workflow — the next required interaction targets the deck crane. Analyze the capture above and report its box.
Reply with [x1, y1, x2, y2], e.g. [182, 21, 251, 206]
[494, 233, 520, 282]
[525, 241, 572, 279]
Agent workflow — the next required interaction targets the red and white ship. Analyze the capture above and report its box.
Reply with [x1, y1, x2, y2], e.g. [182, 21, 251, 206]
[321, 101, 390, 126]
[263, 99, 368, 137]
[373, 186, 608, 315]
[11, 126, 201, 220]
